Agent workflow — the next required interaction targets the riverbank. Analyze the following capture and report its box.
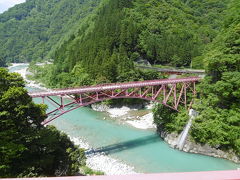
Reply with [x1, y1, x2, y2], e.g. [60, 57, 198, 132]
[70, 137, 136, 175]
[161, 131, 240, 164]
[92, 103, 240, 164]
[94, 102, 240, 165]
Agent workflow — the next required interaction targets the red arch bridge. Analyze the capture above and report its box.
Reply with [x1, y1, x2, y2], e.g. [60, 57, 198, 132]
[29, 77, 200, 125]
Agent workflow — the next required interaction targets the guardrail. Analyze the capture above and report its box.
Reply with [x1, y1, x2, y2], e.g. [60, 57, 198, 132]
[2, 170, 239, 180]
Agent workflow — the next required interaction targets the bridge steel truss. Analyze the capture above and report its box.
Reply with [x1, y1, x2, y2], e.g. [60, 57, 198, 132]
[29, 77, 200, 125]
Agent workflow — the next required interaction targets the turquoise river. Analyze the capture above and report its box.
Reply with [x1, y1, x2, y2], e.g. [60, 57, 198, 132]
[9, 64, 239, 173]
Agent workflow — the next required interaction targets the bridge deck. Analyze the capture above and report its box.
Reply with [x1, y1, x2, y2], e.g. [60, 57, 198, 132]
[29, 77, 200, 97]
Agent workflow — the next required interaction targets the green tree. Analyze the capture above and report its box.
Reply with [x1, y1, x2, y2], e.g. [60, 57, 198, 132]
[0, 57, 6, 67]
[0, 68, 86, 177]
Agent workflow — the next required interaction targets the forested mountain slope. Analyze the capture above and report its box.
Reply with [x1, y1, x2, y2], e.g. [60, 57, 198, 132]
[31, 0, 228, 88]
[0, 0, 101, 62]
[53, 0, 229, 69]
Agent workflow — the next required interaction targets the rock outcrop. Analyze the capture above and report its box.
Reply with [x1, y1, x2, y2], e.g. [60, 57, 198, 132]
[161, 131, 240, 163]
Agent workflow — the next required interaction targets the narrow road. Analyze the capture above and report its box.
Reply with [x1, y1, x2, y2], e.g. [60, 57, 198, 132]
[136, 66, 205, 74]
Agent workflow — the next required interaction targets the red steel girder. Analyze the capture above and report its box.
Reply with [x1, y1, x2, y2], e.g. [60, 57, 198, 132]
[29, 77, 200, 125]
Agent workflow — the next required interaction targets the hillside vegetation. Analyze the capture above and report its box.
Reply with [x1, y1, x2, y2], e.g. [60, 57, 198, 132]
[0, 0, 101, 62]
[191, 0, 240, 156]
[154, 0, 240, 158]
[29, 0, 228, 88]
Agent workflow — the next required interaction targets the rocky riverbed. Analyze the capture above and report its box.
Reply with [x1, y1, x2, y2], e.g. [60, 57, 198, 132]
[91, 103, 156, 130]
[70, 136, 136, 175]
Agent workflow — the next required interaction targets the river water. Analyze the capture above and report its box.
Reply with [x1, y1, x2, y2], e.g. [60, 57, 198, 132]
[9, 64, 239, 174]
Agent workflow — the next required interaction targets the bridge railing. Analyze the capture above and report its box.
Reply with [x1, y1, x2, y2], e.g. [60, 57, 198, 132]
[2, 170, 239, 180]
[29, 77, 201, 97]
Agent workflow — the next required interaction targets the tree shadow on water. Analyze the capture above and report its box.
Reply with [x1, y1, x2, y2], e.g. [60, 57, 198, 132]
[86, 134, 161, 155]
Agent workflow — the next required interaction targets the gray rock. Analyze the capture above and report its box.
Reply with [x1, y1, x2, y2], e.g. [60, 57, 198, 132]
[161, 131, 240, 163]
[91, 104, 110, 112]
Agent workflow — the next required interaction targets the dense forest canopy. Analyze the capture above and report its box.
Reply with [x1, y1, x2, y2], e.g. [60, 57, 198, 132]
[26, 0, 229, 88]
[0, 0, 101, 62]
[53, 0, 228, 70]
[0, 0, 228, 66]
